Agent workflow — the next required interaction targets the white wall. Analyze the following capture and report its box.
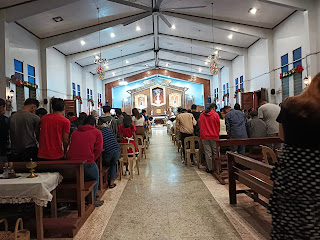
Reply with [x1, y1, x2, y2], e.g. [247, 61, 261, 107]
[5, 22, 41, 111]
[273, 11, 307, 103]
[232, 56, 244, 89]
[248, 39, 270, 92]
[46, 47, 68, 100]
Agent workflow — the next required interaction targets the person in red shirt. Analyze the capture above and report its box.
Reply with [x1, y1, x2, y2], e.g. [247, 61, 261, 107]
[199, 103, 220, 173]
[118, 115, 138, 154]
[67, 115, 104, 207]
[38, 98, 70, 160]
[67, 112, 78, 123]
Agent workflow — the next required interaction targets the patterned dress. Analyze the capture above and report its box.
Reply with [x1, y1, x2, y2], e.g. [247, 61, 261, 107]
[269, 104, 320, 240]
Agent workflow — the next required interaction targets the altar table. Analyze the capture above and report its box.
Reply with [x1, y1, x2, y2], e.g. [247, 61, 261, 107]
[0, 172, 63, 240]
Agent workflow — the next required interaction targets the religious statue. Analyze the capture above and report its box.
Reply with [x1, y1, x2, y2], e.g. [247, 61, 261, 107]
[155, 89, 161, 105]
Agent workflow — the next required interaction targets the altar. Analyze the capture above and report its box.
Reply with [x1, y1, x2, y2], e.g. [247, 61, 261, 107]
[112, 74, 206, 116]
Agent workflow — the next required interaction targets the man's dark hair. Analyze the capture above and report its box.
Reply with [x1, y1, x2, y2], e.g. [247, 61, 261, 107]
[141, 109, 146, 114]
[170, 117, 175, 122]
[115, 108, 122, 116]
[218, 111, 223, 119]
[149, 117, 153, 121]
[0, 98, 5, 107]
[83, 115, 96, 126]
[67, 112, 75, 118]
[79, 112, 87, 120]
[51, 98, 65, 112]
[205, 103, 217, 113]
[103, 106, 112, 113]
[177, 107, 183, 113]
[259, 99, 267, 105]
[181, 108, 188, 113]
[36, 108, 47, 116]
[234, 103, 241, 110]
[24, 98, 39, 108]
[191, 104, 197, 110]
[250, 110, 258, 118]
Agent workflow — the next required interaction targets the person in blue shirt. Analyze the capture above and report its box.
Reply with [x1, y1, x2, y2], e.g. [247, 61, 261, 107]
[225, 104, 248, 154]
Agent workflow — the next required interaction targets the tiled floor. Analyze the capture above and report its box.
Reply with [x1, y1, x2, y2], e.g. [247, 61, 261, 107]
[76, 127, 271, 240]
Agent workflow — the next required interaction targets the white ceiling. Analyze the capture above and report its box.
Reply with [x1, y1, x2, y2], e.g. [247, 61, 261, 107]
[0, 0, 29, 8]
[10, 0, 298, 82]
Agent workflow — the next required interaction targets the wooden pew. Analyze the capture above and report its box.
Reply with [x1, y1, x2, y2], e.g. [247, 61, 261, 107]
[213, 137, 282, 185]
[96, 154, 109, 200]
[227, 152, 273, 208]
[1, 160, 95, 238]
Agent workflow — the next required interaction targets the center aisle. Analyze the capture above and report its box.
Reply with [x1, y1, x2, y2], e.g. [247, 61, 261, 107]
[101, 127, 241, 240]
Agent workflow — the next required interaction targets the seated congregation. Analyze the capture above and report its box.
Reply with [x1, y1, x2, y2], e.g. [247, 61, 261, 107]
[0, 97, 151, 238]
[168, 73, 320, 240]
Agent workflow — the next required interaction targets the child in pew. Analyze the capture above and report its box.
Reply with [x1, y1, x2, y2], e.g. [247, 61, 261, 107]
[118, 115, 138, 175]
[67, 115, 104, 207]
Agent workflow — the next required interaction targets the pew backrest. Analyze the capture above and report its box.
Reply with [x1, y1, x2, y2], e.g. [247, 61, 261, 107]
[184, 136, 200, 153]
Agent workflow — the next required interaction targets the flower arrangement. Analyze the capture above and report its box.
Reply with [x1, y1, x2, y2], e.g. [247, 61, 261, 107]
[234, 88, 244, 98]
[280, 64, 304, 79]
[73, 95, 83, 104]
[98, 102, 103, 107]
[88, 99, 94, 106]
[15, 79, 38, 89]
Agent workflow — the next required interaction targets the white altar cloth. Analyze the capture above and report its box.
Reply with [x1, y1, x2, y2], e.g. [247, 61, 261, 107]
[0, 172, 62, 207]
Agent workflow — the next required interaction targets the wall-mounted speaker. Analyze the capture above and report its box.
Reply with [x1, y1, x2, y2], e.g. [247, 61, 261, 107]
[43, 99, 48, 104]
[271, 89, 275, 95]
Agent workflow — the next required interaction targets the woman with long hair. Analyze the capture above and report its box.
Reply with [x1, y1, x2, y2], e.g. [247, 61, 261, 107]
[269, 73, 320, 239]
[132, 108, 145, 137]
[199, 103, 220, 173]
[118, 115, 138, 154]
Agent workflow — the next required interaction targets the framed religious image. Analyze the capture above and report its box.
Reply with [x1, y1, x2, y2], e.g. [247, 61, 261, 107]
[134, 94, 147, 109]
[169, 93, 181, 108]
[150, 86, 166, 106]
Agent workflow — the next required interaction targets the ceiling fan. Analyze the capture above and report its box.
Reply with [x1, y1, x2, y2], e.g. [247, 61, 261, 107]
[107, 0, 206, 28]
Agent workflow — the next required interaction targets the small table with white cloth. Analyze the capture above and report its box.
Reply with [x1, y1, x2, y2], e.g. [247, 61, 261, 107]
[0, 172, 63, 240]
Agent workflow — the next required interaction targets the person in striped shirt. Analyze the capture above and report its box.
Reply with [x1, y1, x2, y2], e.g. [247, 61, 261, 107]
[101, 126, 121, 188]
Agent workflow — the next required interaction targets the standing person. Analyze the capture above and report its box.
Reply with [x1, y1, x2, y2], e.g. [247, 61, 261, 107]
[258, 99, 281, 137]
[38, 98, 70, 160]
[247, 111, 267, 138]
[191, 104, 200, 137]
[141, 109, 149, 136]
[66, 112, 78, 123]
[132, 108, 145, 137]
[67, 115, 104, 207]
[225, 104, 248, 154]
[98, 106, 117, 136]
[101, 125, 121, 188]
[0, 98, 9, 162]
[10, 98, 40, 162]
[199, 103, 220, 173]
[218, 108, 228, 139]
[115, 109, 124, 126]
[176, 109, 197, 163]
[35, 108, 47, 119]
[269, 73, 320, 240]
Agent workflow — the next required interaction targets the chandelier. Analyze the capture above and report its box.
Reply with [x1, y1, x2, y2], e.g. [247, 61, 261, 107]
[95, 7, 108, 80]
[94, 54, 108, 65]
[207, 3, 220, 76]
[188, 40, 196, 82]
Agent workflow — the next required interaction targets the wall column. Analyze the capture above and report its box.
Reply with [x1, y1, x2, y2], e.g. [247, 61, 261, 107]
[0, 10, 7, 100]
[40, 44, 48, 109]
[267, 37, 276, 103]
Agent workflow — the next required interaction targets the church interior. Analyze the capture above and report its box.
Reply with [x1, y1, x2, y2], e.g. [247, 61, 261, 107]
[0, 0, 320, 239]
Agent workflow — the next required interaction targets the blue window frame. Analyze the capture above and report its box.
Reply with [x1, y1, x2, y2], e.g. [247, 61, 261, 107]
[77, 85, 81, 97]
[223, 84, 226, 95]
[216, 88, 218, 99]
[87, 88, 90, 99]
[227, 83, 229, 94]
[90, 89, 93, 100]
[240, 76, 244, 90]
[281, 54, 289, 73]
[27, 65, 35, 84]
[72, 83, 76, 96]
[214, 89, 216, 98]
[293, 47, 302, 68]
[235, 78, 239, 91]
[14, 59, 24, 81]
[281, 53, 289, 99]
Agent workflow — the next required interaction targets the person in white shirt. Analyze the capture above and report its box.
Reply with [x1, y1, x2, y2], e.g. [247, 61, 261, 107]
[258, 99, 281, 137]
[132, 108, 145, 136]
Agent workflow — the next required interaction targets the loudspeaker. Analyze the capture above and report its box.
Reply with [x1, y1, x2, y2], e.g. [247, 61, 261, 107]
[43, 99, 48, 104]
[271, 89, 275, 95]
